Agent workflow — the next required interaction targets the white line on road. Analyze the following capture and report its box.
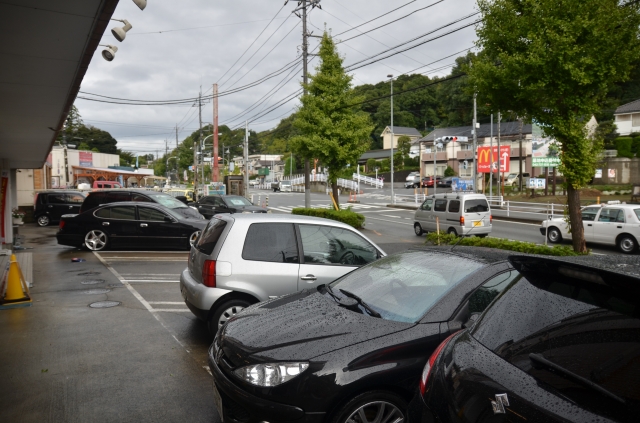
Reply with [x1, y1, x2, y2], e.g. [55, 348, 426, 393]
[123, 280, 180, 283]
[382, 215, 403, 219]
[365, 216, 413, 226]
[148, 301, 185, 305]
[150, 309, 191, 312]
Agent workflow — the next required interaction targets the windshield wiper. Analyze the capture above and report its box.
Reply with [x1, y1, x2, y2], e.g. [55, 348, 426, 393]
[529, 353, 625, 404]
[323, 284, 342, 303]
[338, 289, 381, 318]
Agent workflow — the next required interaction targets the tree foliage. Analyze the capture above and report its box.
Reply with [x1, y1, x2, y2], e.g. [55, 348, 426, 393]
[291, 33, 374, 205]
[468, 0, 640, 253]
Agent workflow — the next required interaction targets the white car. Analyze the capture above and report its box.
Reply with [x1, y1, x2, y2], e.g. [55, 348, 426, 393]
[248, 180, 258, 187]
[540, 203, 640, 253]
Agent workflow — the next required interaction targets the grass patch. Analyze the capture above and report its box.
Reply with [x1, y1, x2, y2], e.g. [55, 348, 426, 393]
[292, 207, 365, 229]
[425, 232, 586, 256]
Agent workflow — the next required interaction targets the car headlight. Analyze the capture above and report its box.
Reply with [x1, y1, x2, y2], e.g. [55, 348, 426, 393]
[266, 210, 272, 213]
[233, 362, 309, 387]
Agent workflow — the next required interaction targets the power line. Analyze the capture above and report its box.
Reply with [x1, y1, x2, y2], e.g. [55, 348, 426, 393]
[131, 17, 288, 35]
[334, 0, 418, 37]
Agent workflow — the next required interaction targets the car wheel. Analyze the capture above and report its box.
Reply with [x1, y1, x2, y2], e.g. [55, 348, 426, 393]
[188, 231, 200, 247]
[36, 215, 50, 227]
[414, 223, 424, 236]
[331, 391, 407, 423]
[209, 299, 250, 336]
[617, 235, 637, 254]
[84, 230, 108, 251]
[447, 227, 458, 236]
[546, 227, 562, 243]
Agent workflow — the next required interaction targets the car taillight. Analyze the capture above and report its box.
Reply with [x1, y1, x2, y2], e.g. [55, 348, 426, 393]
[420, 332, 458, 395]
[459, 216, 465, 225]
[202, 260, 216, 288]
[59, 220, 65, 230]
[490, 215, 493, 224]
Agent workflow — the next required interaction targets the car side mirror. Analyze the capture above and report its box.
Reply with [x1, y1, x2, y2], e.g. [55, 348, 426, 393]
[463, 312, 481, 329]
[164, 216, 174, 223]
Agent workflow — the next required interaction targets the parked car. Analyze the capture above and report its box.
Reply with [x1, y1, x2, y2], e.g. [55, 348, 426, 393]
[208, 246, 519, 423]
[34, 190, 86, 227]
[540, 203, 640, 253]
[405, 173, 421, 188]
[79, 189, 203, 220]
[414, 192, 492, 237]
[179, 214, 385, 335]
[505, 172, 530, 187]
[437, 176, 454, 188]
[165, 188, 195, 203]
[92, 180, 122, 189]
[405, 171, 420, 182]
[412, 254, 640, 423]
[422, 176, 442, 188]
[248, 179, 259, 187]
[57, 202, 207, 251]
[193, 195, 268, 219]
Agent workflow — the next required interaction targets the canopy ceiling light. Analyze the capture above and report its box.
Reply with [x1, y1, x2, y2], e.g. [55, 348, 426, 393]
[100, 44, 118, 61]
[111, 19, 132, 42]
[132, 0, 147, 10]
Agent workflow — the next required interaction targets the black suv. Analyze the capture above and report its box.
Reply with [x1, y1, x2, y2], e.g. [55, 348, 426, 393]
[413, 255, 640, 423]
[193, 195, 267, 219]
[34, 190, 86, 226]
[80, 190, 203, 220]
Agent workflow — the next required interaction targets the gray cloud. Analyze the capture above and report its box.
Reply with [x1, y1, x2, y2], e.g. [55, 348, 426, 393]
[77, 0, 478, 154]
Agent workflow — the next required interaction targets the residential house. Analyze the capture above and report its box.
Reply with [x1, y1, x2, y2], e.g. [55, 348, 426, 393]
[614, 99, 640, 136]
[380, 126, 422, 149]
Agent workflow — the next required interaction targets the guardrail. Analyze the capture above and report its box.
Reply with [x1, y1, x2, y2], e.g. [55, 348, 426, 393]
[393, 193, 427, 205]
[488, 198, 566, 220]
[352, 173, 384, 188]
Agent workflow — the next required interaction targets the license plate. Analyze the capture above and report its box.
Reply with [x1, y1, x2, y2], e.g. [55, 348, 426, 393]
[473, 221, 483, 227]
[212, 380, 224, 420]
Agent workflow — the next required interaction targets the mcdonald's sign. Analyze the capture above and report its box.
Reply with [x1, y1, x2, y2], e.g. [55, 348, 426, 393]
[477, 146, 510, 173]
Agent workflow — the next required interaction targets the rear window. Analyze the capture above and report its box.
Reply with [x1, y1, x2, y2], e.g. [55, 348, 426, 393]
[472, 259, 640, 421]
[448, 200, 460, 213]
[196, 218, 228, 255]
[464, 199, 489, 213]
[81, 192, 106, 212]
[242, 223, 298, 263]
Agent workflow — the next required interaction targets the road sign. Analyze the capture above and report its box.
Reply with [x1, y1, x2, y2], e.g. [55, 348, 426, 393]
[478, 146, 510, 173]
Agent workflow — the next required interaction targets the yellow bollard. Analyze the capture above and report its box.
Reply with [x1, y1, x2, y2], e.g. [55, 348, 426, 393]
[2, 254, 32, 306]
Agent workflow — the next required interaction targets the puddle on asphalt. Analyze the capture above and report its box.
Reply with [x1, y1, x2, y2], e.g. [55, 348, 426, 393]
[81, 279, 106, 285]
[83, 288, 111, 295]
[89, 301, 120, 308]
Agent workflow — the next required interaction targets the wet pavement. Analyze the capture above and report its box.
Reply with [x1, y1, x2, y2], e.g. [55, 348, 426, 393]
[0, 224, 220, 422]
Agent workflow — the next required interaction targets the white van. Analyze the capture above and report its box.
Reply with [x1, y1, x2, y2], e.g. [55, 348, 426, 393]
[413, 192, 492, 237]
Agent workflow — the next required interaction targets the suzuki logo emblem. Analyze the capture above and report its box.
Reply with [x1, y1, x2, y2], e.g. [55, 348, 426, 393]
[491, 393, 510, 414]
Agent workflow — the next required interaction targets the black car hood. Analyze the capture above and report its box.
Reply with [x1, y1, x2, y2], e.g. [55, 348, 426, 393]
[218, 290, 414, 365]
[173, 206, 202, 219]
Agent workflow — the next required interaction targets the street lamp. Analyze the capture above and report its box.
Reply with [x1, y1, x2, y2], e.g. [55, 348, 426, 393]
[388, 74, 394, 202]
[110, 19, 133, 42]
[99, 44, 118, 61]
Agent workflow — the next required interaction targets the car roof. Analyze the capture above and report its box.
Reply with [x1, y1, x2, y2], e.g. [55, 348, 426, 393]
[214, 212, 358, 228]
[37, 190, 86, 195]
[429, 192, 487, 199]
[409, 245, 512, 265]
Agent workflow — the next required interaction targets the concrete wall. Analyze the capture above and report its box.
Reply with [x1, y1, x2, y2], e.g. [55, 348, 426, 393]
[594, 157, 640, 185]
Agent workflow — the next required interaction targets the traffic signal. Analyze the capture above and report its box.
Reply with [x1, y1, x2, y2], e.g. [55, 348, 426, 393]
[462, 160, 468, 169]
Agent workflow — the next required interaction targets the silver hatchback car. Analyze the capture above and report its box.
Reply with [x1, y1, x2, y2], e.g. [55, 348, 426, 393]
[180, 214, 385, 335]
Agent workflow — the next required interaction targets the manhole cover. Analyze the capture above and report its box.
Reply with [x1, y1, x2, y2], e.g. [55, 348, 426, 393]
[78, 271, 101, 276]
[84, 288, 111, 295]
[81, 279, 105, 285]
[89, 301, 120, 308]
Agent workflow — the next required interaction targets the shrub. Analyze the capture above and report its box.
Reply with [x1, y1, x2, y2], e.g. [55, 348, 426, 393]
[615, 137, 634, 158]
[425, 232, 585, 256]
[444, 166, 456, 177]
[292, 207, 365, 229]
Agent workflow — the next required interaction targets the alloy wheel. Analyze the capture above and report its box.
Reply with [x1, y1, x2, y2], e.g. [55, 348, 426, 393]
[217, 305, 245, 329]
[344, 401, 404, 423]
[618, 236, 636, 254]
[547, 227, 561, 243]
[37, 215, 50, 226]
[85, 230, 107, 251]
[189, 231, 200, 246]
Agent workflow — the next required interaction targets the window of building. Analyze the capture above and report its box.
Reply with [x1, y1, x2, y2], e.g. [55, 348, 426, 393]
[616, 114, 631, 122]
[632, 113, 640, 127]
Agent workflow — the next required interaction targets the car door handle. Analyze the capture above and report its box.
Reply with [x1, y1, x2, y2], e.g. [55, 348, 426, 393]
[587, 224, 592, 226]
[102, 222, 110, 226]
[617, 225, 622, 228]
[140, 223, 148, 227]
[48, 205, 53, 208]
[300, 275, 317, 281]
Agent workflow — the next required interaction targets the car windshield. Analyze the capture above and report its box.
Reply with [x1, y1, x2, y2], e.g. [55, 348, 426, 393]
[508, 173, 517, 178]
[281, 181, 291, 185]
[225, 196, 252, 206]
[146, 193, 188, 209]
[329, 250, 484, 323]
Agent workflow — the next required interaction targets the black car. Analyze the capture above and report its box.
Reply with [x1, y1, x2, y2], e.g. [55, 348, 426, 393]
[413, 255, 640, 423]
[437, 176, 453, 188]
[34, 190, 86, 226]
[57, 202, 207, 251]
[208, 246, 520, 423]
[194, 195, 268, 219]
[80, 189, 203, 220]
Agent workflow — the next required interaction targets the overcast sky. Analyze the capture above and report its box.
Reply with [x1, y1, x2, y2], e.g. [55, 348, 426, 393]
[77, 0, 479, 155]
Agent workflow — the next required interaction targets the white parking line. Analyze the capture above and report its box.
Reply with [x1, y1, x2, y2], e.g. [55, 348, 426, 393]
[382, 215, 402, 219]
[148, 301, 185, 305]
[123, 280, 180, 283]
[365, 216, 413, 226]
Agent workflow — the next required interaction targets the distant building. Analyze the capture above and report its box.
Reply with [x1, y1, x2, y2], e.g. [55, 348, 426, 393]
[614, 99, 640, 136]
[380, 126, 422, 149]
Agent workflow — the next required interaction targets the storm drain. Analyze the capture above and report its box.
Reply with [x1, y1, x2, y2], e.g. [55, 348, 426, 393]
[81, 279, 105, 285]
[89, 301, 120, 308]
[78, 271, 101, 276]
[84, 288, 111, 295]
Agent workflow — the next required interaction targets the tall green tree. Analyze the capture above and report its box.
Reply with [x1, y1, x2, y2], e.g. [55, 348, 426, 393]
[469, 0, 640, 253]
[291, 33, 374, 206]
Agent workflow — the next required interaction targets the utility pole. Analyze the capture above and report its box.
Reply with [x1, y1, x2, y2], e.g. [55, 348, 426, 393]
[389, 75, 395, 202]
[497, 112, 502, 197]
[194, 89, 203, 199]
[213, 83, 219, 182]
[302, 0, 311, 208]
[175, 125, 178, 150]
[490, 114, 493, 199]
[244, 121, 249, 199]
[165, 140, 169, 184]
[518, 116, 523, 191]
[472, 93, 478, 193]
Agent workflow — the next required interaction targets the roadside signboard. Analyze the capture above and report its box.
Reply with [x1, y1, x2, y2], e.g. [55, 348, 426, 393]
[527, 178, 546, 189]
[532, 124, 561, 167]
[477, 146, 510, 173]
[452, 177, 474, 191]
